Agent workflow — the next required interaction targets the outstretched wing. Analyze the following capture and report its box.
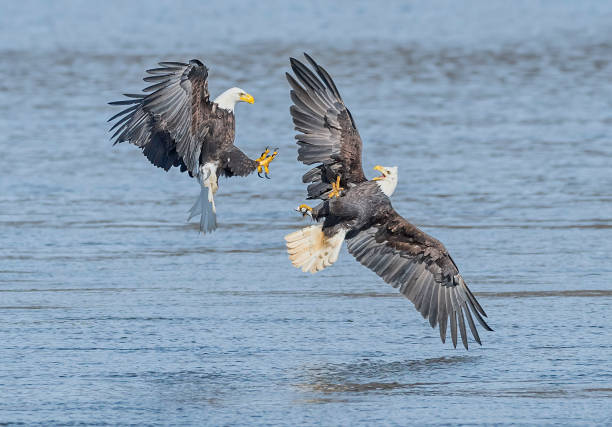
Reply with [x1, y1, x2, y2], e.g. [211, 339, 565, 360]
[287, 54, 367, 199]
[108, 60, 212, 175]
[345, 210, 492, 349]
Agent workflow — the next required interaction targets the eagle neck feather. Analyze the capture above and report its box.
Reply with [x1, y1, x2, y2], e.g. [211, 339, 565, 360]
[213, 89, 239, 112]
[375, 178, 398, 197]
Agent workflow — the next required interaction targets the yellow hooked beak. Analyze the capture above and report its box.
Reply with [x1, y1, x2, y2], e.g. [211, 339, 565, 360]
[373, 165, 386, 181]
[239, 93, 255, 104]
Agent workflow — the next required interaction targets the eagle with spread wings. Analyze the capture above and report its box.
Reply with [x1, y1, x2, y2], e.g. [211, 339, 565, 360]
[284, 54, 492, 349]
[108, 59, 277, 234]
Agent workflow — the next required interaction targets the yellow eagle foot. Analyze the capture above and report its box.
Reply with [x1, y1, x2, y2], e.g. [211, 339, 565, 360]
[257, 146, 278, 179]
[295, 203, 313, 217]
[327, 175, 344, 199]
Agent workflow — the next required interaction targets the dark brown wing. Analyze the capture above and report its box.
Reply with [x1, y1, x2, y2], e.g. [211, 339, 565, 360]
[108, 60, 212, 175]
[218, 146, 258, 177]
[345, 210, 492, 349]
[287, 54, 367, 199]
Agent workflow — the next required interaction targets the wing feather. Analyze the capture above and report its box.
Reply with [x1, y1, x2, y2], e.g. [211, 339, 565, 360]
[218, 146, 258, 178]
[345, 210, 492, 349]
[287, 55, 367, 199]
[450, 309, 458, 348]
[108, 59, 212, 173]
[428, 285, 439, 328]
[158, 61, 188, 67]
[303, 53, 342, 99]
[457, 304, 468, 349]
[463, 302, 481, 345]
[438, 288, 448, 343]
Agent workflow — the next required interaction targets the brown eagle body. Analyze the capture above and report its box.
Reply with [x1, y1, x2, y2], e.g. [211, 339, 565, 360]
[285, 54, 492, 349]
[108, 60, 276, 233]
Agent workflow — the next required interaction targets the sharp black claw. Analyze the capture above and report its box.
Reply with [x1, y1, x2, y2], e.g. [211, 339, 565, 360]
[258, 172, 263, 178]
[265, 173, 270, 179]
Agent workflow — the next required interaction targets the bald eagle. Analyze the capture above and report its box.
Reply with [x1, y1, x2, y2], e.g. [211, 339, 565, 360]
[284, 54, 492, 349]
[108, 59, 278, 234]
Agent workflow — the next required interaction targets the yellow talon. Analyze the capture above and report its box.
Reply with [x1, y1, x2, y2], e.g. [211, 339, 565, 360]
[256, 148, 270, 163]
[327, 175, 344, 198]
[257, 147, 278, 178]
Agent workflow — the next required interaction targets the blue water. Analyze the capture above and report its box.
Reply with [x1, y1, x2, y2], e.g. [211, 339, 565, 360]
[1, 1, 611, 425]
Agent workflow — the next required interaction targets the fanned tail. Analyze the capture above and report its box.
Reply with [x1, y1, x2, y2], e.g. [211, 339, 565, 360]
[285, 224, 346, 273]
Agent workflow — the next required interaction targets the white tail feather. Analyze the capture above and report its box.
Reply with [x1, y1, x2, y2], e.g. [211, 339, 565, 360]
[188, 178, 217, 234]
[285, 224, 346, 273]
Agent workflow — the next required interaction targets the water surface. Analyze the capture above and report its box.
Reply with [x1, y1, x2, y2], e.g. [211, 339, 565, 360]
[1, 1, 611, 425]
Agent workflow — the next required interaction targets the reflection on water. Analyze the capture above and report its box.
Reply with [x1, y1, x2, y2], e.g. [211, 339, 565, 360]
[300, 356, 612, 399]
[298, 356, 475, 393]
[1, 0, 612, 425]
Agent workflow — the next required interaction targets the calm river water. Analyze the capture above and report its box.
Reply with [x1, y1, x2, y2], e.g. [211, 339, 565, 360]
[1, 1, 611, 425]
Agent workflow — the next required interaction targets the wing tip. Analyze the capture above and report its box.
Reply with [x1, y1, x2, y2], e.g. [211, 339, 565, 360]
[158, 61, 188, 67]
[302, 52, 321, 73]
[303, 51, 315, 63]
[285, 72, 298, 86]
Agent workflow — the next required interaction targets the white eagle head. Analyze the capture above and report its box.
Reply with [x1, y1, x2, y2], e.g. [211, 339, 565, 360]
[213, 87, 254, 112]
[373, 165, 398, 197]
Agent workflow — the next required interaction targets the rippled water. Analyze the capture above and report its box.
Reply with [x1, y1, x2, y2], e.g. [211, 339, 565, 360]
[1, 1, 611, 425]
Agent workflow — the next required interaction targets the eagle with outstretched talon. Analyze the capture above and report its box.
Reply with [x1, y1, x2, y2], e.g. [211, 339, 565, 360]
[108, 59, 278, 234]
[284, 54, 492, 349]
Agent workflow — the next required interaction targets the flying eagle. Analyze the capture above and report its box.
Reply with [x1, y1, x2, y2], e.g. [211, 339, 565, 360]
[284, 54, 492, 349]
[108, 59, 278, 233]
